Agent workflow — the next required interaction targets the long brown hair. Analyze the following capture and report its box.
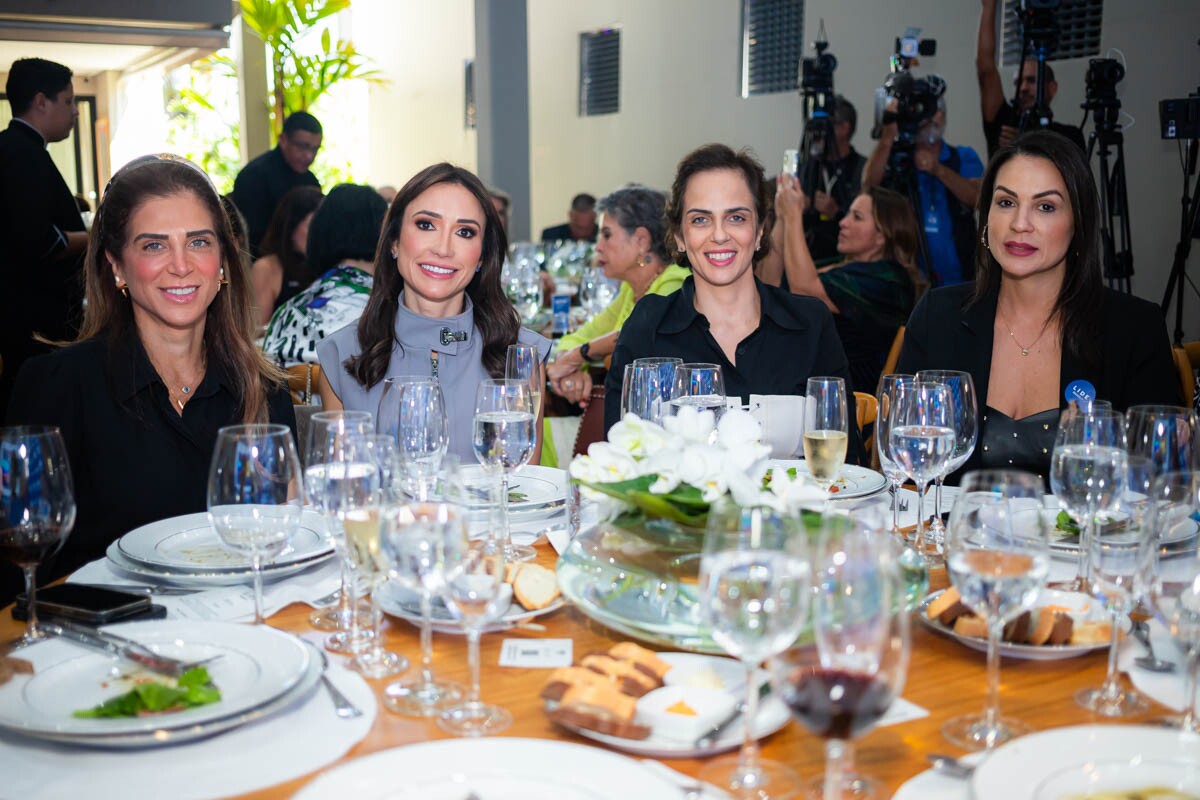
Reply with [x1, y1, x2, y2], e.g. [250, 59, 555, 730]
[81, 155, 283, 422]
[345, 163, 518, 389]
[970, 130, 1104, 364]
[863, 186, 927, 297]
[258, 185, 323, 291]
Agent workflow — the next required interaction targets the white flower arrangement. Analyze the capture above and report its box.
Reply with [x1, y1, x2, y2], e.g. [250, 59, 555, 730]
[568, 406, 826, 526]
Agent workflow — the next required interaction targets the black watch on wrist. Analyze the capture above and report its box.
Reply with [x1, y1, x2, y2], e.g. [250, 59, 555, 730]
[580, 342, 592, 362]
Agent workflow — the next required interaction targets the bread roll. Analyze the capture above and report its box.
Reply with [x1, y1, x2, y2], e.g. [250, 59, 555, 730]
[512, 562, 561, 611]
[927, 587, 970, 625]
[608, 642, 673, 679]
[1069, 620, 1111, 646]
[953, 615, 988, 639]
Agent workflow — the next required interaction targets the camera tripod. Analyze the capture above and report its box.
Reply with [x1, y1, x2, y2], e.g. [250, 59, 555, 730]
[1160, 134, 1200, 346]
[883, 143, 936, 287]
[1085, 92, 1135, 294]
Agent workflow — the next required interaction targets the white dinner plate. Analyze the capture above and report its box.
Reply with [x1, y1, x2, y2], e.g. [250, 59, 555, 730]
[917, 588, 1122, 660]
[972, 725, 1200, 800]
[545, 652, 791, 759]
[1042, 502, 1199, 555]
[105, 537, 333, 587]
[0, 621, 312, 743]
[378, 582, 565, 634]
[292, 737, 681, 799]
[766, 459, 889, 499]
[460, 464, 567, 515]
[117, 511, 332, 573]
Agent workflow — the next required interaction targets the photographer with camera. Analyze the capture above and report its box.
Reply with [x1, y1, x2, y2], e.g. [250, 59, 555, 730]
[796, 96, 866, 261]
[976, 0, 1086, 158]
[864, 86, 983, 287]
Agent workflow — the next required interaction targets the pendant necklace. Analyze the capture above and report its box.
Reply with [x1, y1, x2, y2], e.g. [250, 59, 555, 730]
[999, 311, 1049, 357]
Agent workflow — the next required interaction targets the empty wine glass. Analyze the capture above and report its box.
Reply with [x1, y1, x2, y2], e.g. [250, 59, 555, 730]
[667, 363, 727, 423]
[0, 426, 75, 644]
[1126, 405, 1199, 476]
[623, 357, 682, 424]
[889, 380, 954, 562]
[1049, 407, 1127, 592]
[699, 500, 812, 799]
[775, 512, 910, 800]
[1145, 470, 1200, 733]
[207, 424, 304, 625]
[580, 266, 618, 316]
[438, 532, 511, 736]
[305, 410, 374, 637]
[472, 378, 537, 562]
[914, 370, 978, 543]
[506, 343, 542, 418]
[803, 377, 850, 494]
[942, 469, 1050, 750]
[1076, 453, 1153, 716]
[875, 373, 914, 534]
[378, 376, 448, 497]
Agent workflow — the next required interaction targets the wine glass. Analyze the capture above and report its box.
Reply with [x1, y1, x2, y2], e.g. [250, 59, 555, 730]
[379, 458, 467, 716]
[437, 532, 511, 736]
[506, 343, 542, 419]
[378, 376, 448, 497]
[803, 377, 850, 494]
[0, 426, 75, 644]
[472, 378, 537, 563]
[914, 370, 978, 544]
[1126, 405, 1199, 476]
[1075, 453, 1153, 716]
[207, 424, 304, 625]
[775, 512, 910, 800]
[580, 266, 618, 316]
[888, 380, 955, 562]
[942, 469, 1050, 750]
[305, 410, 374, 637]
[699, 500, 812, 799]
[875, 373, 915, 535]
[1049, 407, 1127, 592]
[668, 363, 727, 423]
[623, 357, 682, 423]
[1145, 470, 1200, 733]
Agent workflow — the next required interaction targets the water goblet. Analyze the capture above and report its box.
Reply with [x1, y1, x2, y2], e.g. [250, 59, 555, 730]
[942, 469, 1050, 750]
[472, 378, 537, 562]
[914, 370, 978, 544]
[874, 373, 914, 535]
[667, 363, 727, 423]
[378, 376, 448, 497]
[1126, 405, 1198, 475]
[888, 380, 955, 562]
[803, 377, 850, 495]
[207, 424, 304, 625]
[624, 357, 682, 424]
[0, 426, 75, 645]
[506, 343, 543, 419]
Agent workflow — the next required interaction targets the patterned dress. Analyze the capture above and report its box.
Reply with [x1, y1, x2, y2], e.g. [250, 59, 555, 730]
[262, 264, 373, 367]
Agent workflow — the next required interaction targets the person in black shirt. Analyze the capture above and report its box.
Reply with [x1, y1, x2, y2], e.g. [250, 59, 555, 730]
[231, 111, 323, 257]
[976, 0, 1086, 159]
[541, 192, 598, 243]
[3, 154, 295, 605]
[794, 95, 867, 262]
[605, 144, 864, 464]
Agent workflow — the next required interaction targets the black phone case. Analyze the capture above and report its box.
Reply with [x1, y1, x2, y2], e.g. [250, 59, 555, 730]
[10, 602, 168, 623]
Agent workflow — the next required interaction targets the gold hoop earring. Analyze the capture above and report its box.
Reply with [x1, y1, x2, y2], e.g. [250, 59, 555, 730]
[980, 223, 990, 250]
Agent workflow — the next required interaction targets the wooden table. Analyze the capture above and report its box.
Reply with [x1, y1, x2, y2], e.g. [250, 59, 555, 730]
[1, 545, 1171, 798]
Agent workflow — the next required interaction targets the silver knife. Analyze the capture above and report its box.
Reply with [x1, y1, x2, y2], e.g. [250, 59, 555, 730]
[42, 621, 197, 677]
[694, 681, 773, 748]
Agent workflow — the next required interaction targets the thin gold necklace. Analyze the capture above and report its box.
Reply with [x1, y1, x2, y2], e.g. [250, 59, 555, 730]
[999, 311, 1049, 357]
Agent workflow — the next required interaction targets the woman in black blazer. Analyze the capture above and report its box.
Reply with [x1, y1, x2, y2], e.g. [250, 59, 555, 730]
[897, 131, 1179, 483]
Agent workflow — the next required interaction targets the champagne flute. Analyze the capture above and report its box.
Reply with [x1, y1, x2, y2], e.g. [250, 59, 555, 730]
[914, 370, 978, 543]
[1145, 470, 1200, 733]
[668, 363, 727, 422]
[305, 410, 374, 636]
[888, 380, 954, 562]
[207, 424, 304, 625]
[942, 469, 1050, 750]
[775, 513, 910, 800]
[1126, 405, 1199, 476]
[1049, 407, 1127, 592]
[472, 378, 537, 563]
[438, 532, 511, 736]
[875, 373, 915, 535]
[0, 426, 75, 644]
[699, 500, 812, 799]
[1075, 453, 1152, 716]
[378, 376, 448, 497]
[625, 357, 682, 424]
[804, 377, 850, 494]
[506, 343, 543, 418]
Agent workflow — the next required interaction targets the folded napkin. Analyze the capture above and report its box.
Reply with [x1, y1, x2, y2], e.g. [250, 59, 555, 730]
[1120, 618, 1198, 714]
[0, 658, 374, 800]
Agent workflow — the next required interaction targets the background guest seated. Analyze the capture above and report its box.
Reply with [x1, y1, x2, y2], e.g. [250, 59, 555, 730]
[250, 185, 323, 327]
[3, 154, 295, 604]
[897, 130, 1180, 483]
[541, 192, 598, 243]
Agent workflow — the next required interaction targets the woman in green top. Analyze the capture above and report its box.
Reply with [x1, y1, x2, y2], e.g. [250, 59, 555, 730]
[548, 184, 689, 407]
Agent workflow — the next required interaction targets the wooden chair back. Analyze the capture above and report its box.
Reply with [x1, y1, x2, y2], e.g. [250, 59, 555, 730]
[882, 326, 905, 378]
[572, 386, 607, 457]
[1173, 345, 1197, 408]
[854, 391, 878, 458]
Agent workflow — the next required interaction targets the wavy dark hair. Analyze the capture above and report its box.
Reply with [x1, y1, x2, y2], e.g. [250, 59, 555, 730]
[665, 143, 773, 269]
[345, 163, 518, 389]
[970, 130, 1103, 364]
[80, 155, 283, 422]
[259, 185, 322, 289]
[596, 184, 671, 264]
[862, 186, 927, 297]
[306, 183, 387, 273]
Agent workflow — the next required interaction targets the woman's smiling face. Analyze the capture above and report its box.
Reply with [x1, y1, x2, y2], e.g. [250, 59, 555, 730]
[393, 181, 486, 316]
[674, 168, 763, 291]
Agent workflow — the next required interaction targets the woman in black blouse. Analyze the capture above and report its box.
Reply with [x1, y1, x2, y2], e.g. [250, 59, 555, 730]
[897, 131, 1179, 482]
[4, 155, 295, 601]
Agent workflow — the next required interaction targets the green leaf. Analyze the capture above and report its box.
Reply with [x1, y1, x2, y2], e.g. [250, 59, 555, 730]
[1056, 510, 1080, 534]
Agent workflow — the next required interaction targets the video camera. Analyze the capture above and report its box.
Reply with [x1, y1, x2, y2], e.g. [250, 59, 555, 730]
[872, 31, 943, 145]
[796, 22, 838, 167]
[1016, 0, 1061, 57]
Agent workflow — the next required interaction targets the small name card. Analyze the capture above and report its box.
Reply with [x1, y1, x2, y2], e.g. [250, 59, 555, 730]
[499, 638, 573, 668]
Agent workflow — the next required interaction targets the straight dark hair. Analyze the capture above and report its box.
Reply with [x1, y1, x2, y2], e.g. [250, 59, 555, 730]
[6, 58, 72, 116]
[970, 129, 1104, 364]
[259, 185, 323, 288]
[345, 163, 518, 389]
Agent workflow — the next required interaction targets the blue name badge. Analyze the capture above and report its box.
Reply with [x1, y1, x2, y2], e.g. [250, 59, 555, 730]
[1065, 379, 1096, 408]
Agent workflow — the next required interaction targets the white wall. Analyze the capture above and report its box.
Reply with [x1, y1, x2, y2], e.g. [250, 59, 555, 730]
[354, 0, 477, 189]
[527, 0, 1200, 339]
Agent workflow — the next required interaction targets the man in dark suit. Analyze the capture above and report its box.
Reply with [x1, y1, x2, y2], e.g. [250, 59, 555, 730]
[540, 192, 598, 243]
[231, 111, 323, 257]
[0, 58, 87, 418]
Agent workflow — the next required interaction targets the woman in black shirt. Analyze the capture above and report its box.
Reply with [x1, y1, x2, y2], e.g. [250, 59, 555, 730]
[4, 155, 295, 601]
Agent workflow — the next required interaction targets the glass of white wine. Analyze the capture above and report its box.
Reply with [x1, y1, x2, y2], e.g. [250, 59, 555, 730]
[803, 377, 849, 494]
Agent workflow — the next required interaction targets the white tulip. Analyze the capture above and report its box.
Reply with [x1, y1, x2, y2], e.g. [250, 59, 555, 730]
[662, 404, 715, 444]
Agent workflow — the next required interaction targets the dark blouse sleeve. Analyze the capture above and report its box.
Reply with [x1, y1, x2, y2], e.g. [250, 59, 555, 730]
[603, 297, 662, 433]
[805, 304, 868, 466]
[6, 351, 86, 454]
[1114, 298, 1183, 408]
[266, 382, 299, 447]
[894, 289, 935, 375]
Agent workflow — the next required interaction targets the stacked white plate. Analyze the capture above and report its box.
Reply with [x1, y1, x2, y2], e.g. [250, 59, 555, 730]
[0, 621, 321, 748]
[106, 510, 334, 587]
[460, 464, 568, 521]
[766, 459, 889, 499]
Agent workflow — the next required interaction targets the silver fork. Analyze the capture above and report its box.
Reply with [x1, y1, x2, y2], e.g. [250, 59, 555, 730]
[316, 649, 363, 719]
